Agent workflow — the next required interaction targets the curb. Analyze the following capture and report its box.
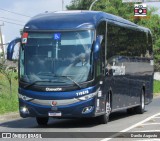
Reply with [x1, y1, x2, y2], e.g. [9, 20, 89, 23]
[0, 112, 20, 122]
[154, 93, 160, 96]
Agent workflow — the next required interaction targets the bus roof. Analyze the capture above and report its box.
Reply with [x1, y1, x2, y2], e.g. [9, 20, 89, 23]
[24, 10, 148, 31]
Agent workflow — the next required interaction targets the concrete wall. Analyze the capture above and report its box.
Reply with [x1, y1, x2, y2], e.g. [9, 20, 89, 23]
[0, 35, 5, 53]
[154, 72, 160, 81]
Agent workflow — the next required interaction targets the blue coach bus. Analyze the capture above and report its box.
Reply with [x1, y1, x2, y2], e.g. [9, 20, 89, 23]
[7, 11, 153, 125]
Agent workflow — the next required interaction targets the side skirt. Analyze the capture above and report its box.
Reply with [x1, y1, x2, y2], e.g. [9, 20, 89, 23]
[111, 104, 140, 113]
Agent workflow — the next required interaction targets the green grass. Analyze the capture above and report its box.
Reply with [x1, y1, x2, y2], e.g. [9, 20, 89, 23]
[0, 73, 18, 114]
[154, 80, 160, 96]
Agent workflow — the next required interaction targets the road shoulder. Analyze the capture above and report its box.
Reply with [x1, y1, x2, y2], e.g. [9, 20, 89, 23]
[0, 112, 20, 122]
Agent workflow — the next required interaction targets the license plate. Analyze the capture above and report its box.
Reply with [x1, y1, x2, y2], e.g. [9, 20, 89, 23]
[48, 111, 62, 117]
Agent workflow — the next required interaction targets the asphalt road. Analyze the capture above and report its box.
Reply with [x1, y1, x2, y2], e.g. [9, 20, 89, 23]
[0, 96, 160, 141]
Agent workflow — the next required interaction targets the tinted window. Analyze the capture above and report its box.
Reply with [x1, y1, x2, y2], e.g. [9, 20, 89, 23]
[97, 21, 106, 75]
[107, 22, 150, 59]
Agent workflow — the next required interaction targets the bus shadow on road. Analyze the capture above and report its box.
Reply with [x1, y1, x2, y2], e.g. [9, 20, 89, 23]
[0, 109, 147, 128]
[45, 109, 147, 128]
[109, 109, 147, 123]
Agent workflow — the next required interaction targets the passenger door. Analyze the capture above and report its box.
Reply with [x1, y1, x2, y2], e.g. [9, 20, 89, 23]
[96, 21, 108, 112]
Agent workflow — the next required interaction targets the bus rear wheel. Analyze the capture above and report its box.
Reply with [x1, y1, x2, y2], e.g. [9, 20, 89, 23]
[135, 90, 145, 114]
[36, 117, 49, 126]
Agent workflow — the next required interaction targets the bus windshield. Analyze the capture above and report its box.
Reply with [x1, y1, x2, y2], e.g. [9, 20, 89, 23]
[20, 30, 94, 86]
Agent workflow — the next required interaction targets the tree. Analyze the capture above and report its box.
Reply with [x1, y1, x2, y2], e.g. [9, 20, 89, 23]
[66, 0, 160, 71]
[66, 0, 93, 10]
[0, 61, 14, 97]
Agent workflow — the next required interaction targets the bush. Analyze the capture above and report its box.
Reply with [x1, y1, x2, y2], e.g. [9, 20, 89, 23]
[0, 73, 18, 114]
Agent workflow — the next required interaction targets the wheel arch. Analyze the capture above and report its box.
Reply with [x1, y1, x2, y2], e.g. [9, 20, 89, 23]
[142, 84, 146, 96]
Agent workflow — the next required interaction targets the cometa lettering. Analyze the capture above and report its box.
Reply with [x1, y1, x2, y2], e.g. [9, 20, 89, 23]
[46, 88, 62, 91]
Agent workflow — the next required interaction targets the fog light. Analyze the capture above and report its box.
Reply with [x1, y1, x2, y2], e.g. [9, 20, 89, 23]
[20, 107, 29, 114]
[82, 106, 93, 114]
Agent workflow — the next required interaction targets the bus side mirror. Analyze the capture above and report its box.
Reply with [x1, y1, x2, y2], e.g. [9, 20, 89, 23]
[93, 35, 103, 60]
[7, 38, 21, 60]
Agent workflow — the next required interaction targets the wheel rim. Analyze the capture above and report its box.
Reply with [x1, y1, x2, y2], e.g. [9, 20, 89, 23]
[141, 92, 145, 110]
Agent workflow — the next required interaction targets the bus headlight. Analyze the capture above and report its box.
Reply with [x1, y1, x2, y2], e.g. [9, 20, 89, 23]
[18, 94, 33, 101]
[77, 92, 97, 101]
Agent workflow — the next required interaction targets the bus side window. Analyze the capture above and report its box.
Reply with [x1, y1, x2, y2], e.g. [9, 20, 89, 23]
[96, 21, 106, 76]
[148, 31, 153, 58]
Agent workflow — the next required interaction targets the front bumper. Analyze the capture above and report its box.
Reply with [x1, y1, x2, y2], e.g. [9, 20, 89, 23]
[19, 97, 96, 118]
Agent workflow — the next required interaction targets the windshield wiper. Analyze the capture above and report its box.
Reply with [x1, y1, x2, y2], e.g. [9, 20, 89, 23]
[55, 75, 81, 89]
[24, 76, 81, 89]
[24, 80, 54, 89]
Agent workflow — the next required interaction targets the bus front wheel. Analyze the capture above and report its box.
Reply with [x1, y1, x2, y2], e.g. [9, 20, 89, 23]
[98, 99, 111, 124]
[36, 117, 49, 126]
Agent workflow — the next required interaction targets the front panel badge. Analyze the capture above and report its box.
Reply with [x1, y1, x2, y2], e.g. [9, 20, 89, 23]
[51, 101, 57, 106]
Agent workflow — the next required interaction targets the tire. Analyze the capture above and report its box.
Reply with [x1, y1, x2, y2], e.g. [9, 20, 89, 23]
[98, 95, 111, 124]
[127, 108, 135, 114]
[36, 117, 49, 126]
[135, 90, 145, 114]
[98, 113, 109, 124]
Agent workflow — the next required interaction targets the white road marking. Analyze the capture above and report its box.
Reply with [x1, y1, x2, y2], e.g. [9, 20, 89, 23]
[153, 117, 160, 118]
[100, 112, 160, 141]
[141, 123, 160, 126]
